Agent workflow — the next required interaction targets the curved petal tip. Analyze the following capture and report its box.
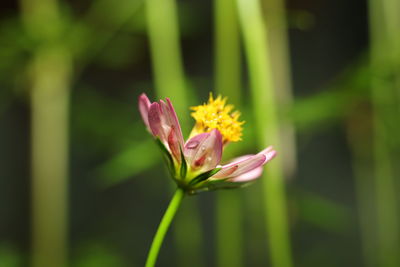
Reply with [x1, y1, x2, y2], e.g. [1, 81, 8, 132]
[138, 93, 151, 129]
[211, 145, 277, 182]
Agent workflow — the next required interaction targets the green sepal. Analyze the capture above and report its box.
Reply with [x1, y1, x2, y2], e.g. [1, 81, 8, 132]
[188, 179, 254, 195]
[155, 138, 175, 177]
[179, 148, 187, 179]
[189, 167, 222, 186]
[206, 179, 253, 191]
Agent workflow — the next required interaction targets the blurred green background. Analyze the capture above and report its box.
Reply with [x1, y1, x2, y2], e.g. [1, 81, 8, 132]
[1, 0, 399, 266]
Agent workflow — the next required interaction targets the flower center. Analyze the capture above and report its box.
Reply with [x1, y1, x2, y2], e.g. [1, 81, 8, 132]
[190, 93, 244, 143]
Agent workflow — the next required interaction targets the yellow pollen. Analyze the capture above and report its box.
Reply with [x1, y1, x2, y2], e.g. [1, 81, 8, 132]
[190, 93, 244, 143]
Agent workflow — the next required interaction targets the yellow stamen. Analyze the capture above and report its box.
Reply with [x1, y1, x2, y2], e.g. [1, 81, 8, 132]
[190, 93, 244, 143]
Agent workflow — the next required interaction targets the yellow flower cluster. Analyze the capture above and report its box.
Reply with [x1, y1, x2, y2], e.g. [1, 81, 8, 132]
[190, 93, 244, 143]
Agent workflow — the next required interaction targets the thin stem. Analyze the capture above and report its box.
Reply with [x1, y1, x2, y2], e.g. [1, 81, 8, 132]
[145, 188, 185, 267]
[146, 0, 204, 263]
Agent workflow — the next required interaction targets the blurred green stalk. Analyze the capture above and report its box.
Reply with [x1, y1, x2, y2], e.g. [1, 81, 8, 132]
[20, 0, 71, 266]
[236, 0, 293, 266]
[214, 0, 243, 266]
[30, 50, 71, 267]
[74, 0, 143, 76]
[368, 0, 400, 266]
[214, 0, 242, 104]
[262, 0, 296, 178]
[145, 0, 188, 121]
[347, 118, 377, 267]
[145, 1, 204, 267]
[381, 0, 400, 67]
[215, 192, 243, 267]
[172, 199, 204, 267]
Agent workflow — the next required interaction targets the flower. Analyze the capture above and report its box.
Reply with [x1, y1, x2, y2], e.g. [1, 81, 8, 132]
[138, 93, 276, 194]
[190, 94, 244, 143]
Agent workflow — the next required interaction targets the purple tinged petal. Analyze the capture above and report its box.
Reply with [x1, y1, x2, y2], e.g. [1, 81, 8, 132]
[147, 99, 185, 162]
[138, 93, 152, 129]
[168, 126, 181, 161]
[184, 129, 223, 172]
[159, 99, 184, 148]
[148, 102, 166, 140]
[166, 98, 184, 146]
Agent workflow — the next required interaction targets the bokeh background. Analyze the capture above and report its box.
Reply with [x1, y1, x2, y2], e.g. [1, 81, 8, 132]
[1, 0, 399, 266]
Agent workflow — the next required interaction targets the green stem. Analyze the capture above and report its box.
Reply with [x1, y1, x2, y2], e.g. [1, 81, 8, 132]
[145, 188, 185, 267]
[146, 0, 203, 264]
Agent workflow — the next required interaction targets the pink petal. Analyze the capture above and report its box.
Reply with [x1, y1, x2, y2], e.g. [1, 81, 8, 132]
[212, 153, 266, 179]
[229, 166, 263, 182]
[259, 146, 274, 155]
[138, 93, 152, 130]
[184, 132, 208, 160]
[261, 148, 277, 165]
[184, 129, 223, 172]
[212, 146, 277, 180]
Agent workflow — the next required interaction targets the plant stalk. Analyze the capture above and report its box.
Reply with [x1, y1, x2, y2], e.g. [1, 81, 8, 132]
[145, 188, 185, 267]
